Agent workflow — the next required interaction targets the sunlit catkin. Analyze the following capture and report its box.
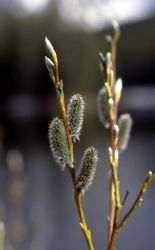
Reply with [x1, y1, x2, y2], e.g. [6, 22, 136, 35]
[48, 117, 71, 168]
[67, 94, 85, 142]
[75, 147, 98, 192]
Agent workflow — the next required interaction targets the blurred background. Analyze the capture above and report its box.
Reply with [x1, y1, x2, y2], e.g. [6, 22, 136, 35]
[0, 0, 155, 249]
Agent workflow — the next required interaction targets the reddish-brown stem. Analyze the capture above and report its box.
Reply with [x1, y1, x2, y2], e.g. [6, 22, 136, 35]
[108, 198, 115, 244]
[122, 191, 129, 207]
[59, 97, 74, 163]
[52, 57, 74, 164]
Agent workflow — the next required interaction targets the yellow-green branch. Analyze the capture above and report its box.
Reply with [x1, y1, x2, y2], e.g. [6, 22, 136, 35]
[75, 191, 94, 250]
[108, 170, 155, 250]
[118, 170, 155, 232]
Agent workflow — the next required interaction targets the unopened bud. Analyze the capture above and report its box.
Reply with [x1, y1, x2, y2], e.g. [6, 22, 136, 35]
[45, 37, 57, 64]
[114, 125, 119, 137]
[99, 52, 105, 74]
[114, 78, 123, 103]
[139, 198, 143, 205]
[106, 52, 112, 68]
[148, 171, 152, 177]
[45, 37, 54, 56]
[99, 52, 105, 64]
[108, 98, 114, 109]
[112, 20, 120, 37]
[45, 56, 55, 82]
[108, 147, 113, 157]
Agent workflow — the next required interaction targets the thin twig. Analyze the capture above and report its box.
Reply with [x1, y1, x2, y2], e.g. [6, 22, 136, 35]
[106, 23, 121, 247]
[121, 191, 129, 207]
[117, 170, 155, 232]
[107, 108, 122, 250]
[108, 170, 155, 249]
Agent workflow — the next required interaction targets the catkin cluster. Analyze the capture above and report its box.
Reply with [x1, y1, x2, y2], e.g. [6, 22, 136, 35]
[48, 92, 98, 191]
[44, 36, 99, 193]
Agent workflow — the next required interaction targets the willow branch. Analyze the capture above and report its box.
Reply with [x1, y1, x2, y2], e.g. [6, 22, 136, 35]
[45, 40, 95, 250]
[107, 179, 116, 244]
[54, 64, 94, 250]
[107, 104, 122, 249]
[106, 22, 121, 248]
[108, 170, 155, 249]
[52, 53, 74, 163]
[67, 167, 94, 250]
[117, 170, 155, 232]
[74, 191, 94, 250]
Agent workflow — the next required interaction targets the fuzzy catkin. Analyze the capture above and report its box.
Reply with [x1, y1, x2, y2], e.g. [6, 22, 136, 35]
[118, 113, 133, 152]
[75, 147, 98, 192]
[67, 94, 85, 142]
[97, 86, 109, 128]
[48, 117, 70, 169]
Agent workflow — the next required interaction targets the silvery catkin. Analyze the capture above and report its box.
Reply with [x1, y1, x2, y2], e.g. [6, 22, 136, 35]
[118, 113, 133, 152]
[48, 117, 71, 168]
[67, 94, 85, 142]
[75, 147, 98, 192]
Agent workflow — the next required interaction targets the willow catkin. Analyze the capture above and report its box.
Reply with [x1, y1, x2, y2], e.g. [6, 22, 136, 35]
[67, 94, 85, 142]
[118, 113, 133, 152]
[97, 86, 109, 128]
[48, 117, 71, 169]
[75, 147, 98, 192]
